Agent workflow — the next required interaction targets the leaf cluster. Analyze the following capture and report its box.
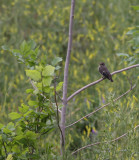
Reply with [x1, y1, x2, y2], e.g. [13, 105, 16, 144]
[0, 41, 63, 159]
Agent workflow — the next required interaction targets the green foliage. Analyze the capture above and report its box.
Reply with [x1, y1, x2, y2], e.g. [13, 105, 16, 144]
[2, 40, 39, 68]
[0, 0, 139, 159]
[0, 40, 63, 159]
[116, 7, 139, 65]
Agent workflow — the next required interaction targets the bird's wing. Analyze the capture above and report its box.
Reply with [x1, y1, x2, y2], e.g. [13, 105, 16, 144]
[98, 67, 103, 74]
[102, 66, 110, 78]
[102, 71, 109, 78]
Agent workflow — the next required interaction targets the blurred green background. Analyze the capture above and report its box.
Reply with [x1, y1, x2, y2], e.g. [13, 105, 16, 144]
[0, 0, 138, 159]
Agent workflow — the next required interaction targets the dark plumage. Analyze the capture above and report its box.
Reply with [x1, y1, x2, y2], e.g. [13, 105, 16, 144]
[99, 62, 113, 82]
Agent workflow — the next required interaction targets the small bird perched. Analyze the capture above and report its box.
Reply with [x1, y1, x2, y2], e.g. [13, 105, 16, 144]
[99, 62, 113, 82]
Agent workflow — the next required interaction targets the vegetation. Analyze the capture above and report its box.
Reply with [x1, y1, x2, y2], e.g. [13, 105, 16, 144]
[0, 0, 138, 159]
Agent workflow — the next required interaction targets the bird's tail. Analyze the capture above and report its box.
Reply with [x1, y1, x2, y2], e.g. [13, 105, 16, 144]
[109, 74, 113, 82]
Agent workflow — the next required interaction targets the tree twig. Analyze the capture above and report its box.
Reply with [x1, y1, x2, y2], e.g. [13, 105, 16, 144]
[67, 64, 139, 102]
[72, 124, 139, 155]
[66, 84, 136, 128]
[56, 91, 63, 102]
[54, 80, 64, 147]
[61, 0, 75, 154]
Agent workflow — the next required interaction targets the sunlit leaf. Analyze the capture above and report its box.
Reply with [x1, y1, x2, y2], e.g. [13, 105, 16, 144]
[42, 77, 52, 86]
[26, 89, 34, 93]
[9, 112, 21, 120]
[28, 100, 38, 106]
[56, 82, 63, 91]
[52, 57, 62, 66]
[19, 104, 29, 113]
[6, 154, 13, 160]
[42, 65, 55, 76]
[26, 70, 41, 81]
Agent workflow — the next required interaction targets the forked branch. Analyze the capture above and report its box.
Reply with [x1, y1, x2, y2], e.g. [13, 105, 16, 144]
[61, 0, 75, 154]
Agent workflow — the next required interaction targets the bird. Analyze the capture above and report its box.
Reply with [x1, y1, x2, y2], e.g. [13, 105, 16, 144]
[99, 62, 113, 82]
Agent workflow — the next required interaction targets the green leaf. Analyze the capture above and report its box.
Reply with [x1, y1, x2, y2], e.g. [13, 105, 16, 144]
[26, 89, 34, 94]
[7, 122, 15, 131]
[42, 77, 52, 86]
[24, 110, 33, 117]
[3, 128, 12, 134]
[55, 66, 61, 70]
[116, 53, 129, 57]
[26, 70, 41, 81]
[128, 59, 136, 65]
[6, 154, 13, 160]
[19, 104, 29, 113]
[42, 65, 55, 76]
[33, 89, 39, 95]
[36, 82, 42, 91]
[20, 40, 26, 51]
[14, 135, 25, 141]
[25, 130, 37, 140]
[131, 5, 139, 11]
[35, 65, 43, 72]
[29, 40, 37, 49]
[9, 112, 21, 120]
[43, 87, 51, 93]
[52, 57, 62, 66]
[0, 123, 4, 129]
[11, 144, 21, 153]
[28, 100, 38, 106]
[56, 82, 63, 91]
[127, 57, 133, 61]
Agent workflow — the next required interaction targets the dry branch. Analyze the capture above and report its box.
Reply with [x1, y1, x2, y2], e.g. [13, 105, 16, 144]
[72, 124, 139, 155]
[66, 84, 136, 128]
[67, 64, 139, 102]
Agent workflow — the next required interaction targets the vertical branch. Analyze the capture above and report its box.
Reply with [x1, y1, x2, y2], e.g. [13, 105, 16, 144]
[54, 79, 64, 148]
[61, 0, 75, 154]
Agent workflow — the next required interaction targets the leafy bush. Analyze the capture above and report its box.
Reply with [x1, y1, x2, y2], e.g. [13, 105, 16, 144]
[1, 41, 63, 159]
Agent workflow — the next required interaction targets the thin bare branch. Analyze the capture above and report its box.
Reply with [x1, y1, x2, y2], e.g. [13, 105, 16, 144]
[72, 124, 139, 155]
[54, 80, 64, 147]
[61, 0, 75, 154]
[67, 64, 139, 102]
[66, 84, 136, 128]
[56, 91, 63, 102]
